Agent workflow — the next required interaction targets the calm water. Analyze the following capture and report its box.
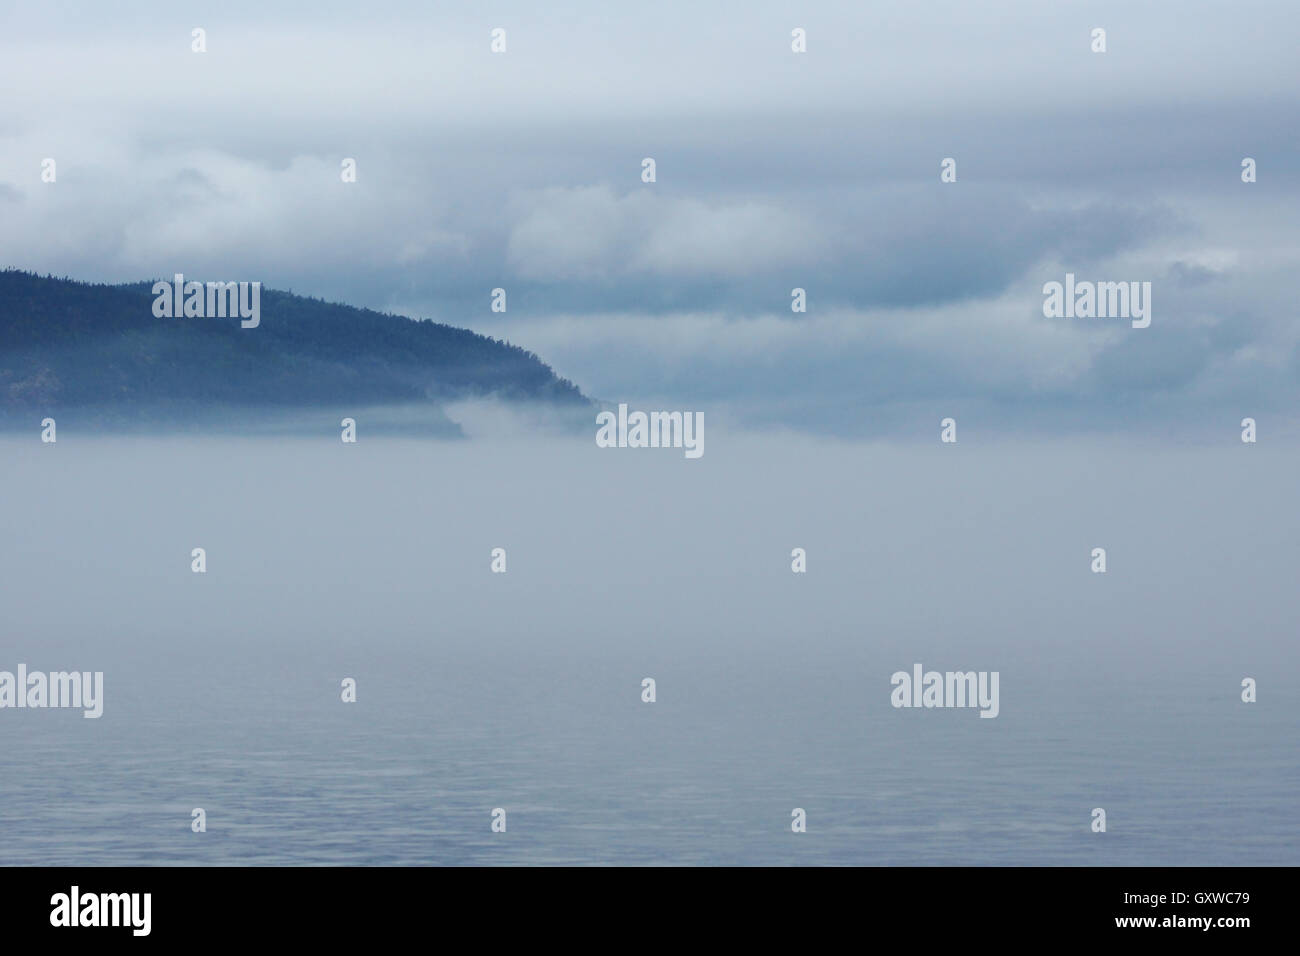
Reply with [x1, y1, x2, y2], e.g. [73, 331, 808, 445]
[1, 432, 1296, 865]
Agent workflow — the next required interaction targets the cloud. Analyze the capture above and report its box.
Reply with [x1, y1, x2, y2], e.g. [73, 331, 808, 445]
[506, 185, 827, 280]
[2, 0, 1298, 434]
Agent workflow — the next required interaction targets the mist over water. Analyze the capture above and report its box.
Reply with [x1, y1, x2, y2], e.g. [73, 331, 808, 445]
[1, 426, 1296, 865]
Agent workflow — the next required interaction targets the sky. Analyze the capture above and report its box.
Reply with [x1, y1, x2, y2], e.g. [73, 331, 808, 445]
[1, 0, 1297, 434]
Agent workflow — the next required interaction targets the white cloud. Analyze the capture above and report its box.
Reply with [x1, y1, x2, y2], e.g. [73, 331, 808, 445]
[506, 185, 824, 280]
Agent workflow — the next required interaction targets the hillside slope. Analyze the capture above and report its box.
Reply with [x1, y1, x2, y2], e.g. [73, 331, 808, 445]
[0, 271, 585, 424]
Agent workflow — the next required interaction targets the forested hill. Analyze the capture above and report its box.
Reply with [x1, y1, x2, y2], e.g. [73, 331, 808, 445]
[0, 270, 586, 417]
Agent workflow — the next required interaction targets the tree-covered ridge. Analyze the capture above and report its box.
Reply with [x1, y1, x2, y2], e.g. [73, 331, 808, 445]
[0, 269, 586, 410]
